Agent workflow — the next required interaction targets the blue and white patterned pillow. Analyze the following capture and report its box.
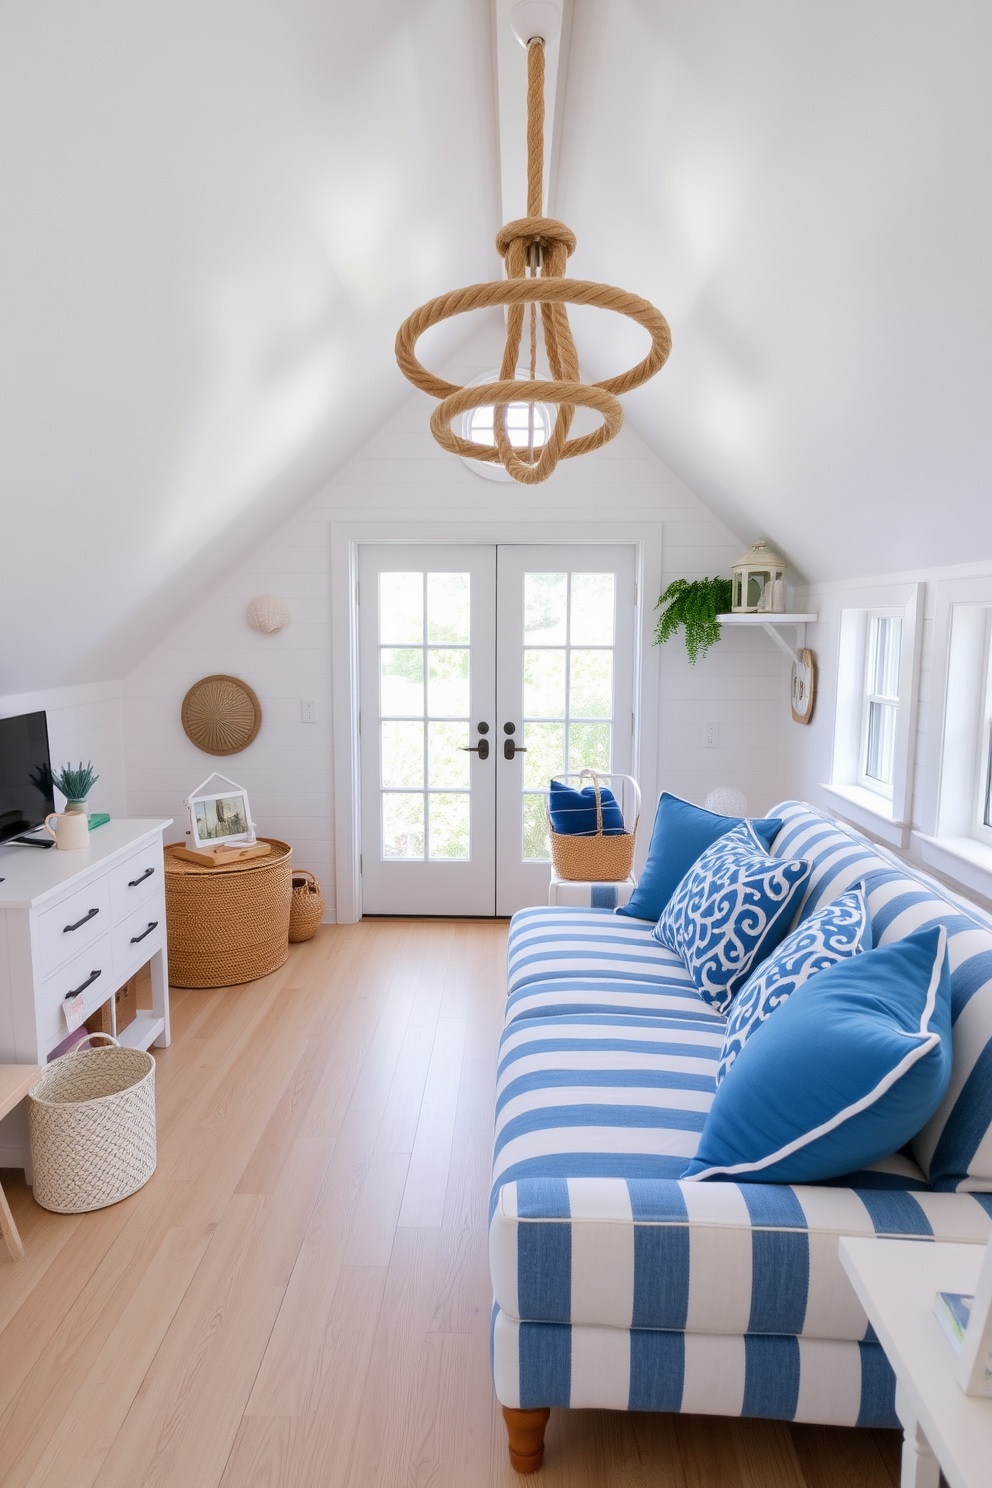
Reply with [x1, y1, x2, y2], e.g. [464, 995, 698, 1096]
[654, 821, 810, 1014]
[716, 883, 871, 1085]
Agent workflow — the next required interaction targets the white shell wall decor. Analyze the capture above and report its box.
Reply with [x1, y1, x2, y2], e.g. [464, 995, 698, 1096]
[246, 595, 290, 634]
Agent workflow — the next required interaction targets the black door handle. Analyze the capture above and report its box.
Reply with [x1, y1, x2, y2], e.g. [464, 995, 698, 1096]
[459, 740, 490, 760]
[504, 739, 527, 760]
[130, 921, 159, 944]
[64, 907, 100, 933]
[65, 969, 102, 998]
[128, 867, 155, 887]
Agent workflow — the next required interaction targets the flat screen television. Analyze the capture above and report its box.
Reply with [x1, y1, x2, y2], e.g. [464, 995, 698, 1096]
[0, 711, 55, 844]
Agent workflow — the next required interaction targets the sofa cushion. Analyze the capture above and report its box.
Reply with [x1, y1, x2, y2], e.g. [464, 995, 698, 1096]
[489, 1169, 992, 1341]
[685, 927, 953, 1183]
[617, 793, 782, 922]
[717, 883, 871, 1086]
[770, 801, 992, 1193]
[505, 970, 714, 1029]
[654, 822, 811, 1013]
[507, 906, 691, 996]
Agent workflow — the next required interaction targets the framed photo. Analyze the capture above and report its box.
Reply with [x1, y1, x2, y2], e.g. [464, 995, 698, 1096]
[185, 773, 254, 851]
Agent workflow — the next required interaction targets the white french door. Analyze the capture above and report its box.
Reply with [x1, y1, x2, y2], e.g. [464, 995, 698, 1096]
[358, 543, 637, 916]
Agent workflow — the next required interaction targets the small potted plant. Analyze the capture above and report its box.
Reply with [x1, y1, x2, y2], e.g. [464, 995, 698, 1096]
[653, 577, 733, 666]
[53, 761, 99, 815]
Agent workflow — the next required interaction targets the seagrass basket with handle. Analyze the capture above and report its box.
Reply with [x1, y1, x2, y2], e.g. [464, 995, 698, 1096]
[28, 1032, 156, 1213]
[289, 869, 325, 942]
[546, 769, 640, 882]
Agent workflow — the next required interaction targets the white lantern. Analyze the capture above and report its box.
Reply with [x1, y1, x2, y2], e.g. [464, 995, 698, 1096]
[731, 542, 787, 614]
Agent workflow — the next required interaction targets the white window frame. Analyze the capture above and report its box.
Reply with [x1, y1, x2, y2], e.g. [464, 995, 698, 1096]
[821, 581, 923, 848]
[973, 612, 992, 851]
[857, 609, 904, 800]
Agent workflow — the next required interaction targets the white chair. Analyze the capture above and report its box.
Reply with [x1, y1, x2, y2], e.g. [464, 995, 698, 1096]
[547, 772, 641, 909]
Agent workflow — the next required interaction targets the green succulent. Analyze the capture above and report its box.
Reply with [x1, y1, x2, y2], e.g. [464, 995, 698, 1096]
[653, 577, 733, 666]
[53, 761, 99, 801]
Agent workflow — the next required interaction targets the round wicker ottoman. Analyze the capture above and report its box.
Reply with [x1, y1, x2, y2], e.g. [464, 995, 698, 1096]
[164, 839, 293, 987]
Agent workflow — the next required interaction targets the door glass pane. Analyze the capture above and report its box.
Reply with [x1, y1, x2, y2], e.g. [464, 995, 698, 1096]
[428, 721, 470, 788]
[524, 649, 566, 717]
[522, 794, 551, 861]
[524, 572, 567, 644]
[379, 573, 423, 644]
[524, 721, 564, 789]
[380, 649, 424, 716]
[569, 722, 611, 774]
[569, 650, 613, 718]
[381, 721, 424, 788]
[570, 573, 615, 645]
[428, 572, 470, 644]
[427, 649, 470, 716]
[382, 793, 425, 858]
[429, 793, 470, 859]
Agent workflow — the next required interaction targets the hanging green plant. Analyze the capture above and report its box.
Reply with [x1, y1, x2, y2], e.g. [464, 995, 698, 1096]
[653, 577, 733, 666]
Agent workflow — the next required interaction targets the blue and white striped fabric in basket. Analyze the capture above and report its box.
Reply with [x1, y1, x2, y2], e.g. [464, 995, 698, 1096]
[489, 800, 992, 1427]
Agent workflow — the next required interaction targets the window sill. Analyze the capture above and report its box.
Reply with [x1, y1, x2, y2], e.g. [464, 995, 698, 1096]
[912, 833, 992, 904]
[819, 783, 909, 848]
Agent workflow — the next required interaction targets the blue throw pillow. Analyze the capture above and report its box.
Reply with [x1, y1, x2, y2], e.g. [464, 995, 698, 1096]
[717, 883, 872, 1086]
[654, 821, 810, 1013]
[683, 925, 953, 1184]
[548, 779, 624, 836]
[617, 793, 782, 920]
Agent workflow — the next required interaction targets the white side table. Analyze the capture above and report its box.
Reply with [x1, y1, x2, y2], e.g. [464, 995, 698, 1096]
[549, 873, 635, 909]
[839, 1236, 992, 1488]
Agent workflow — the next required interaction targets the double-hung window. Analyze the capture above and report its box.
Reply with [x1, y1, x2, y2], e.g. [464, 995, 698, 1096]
[860, 612, 903, 798]
[972, 613, 992, 849]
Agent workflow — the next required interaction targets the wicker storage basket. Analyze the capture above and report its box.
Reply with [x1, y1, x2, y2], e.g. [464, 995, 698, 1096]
[547, 770, 639, 882]
[289, 869, 325, 942]
[164, 838, 292, 987]
[29, 1033, 156, 1214]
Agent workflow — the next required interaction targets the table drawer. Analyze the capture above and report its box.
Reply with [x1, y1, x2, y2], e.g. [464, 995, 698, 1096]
[110, 843, 162, 919]
[39, 934, 114, 1053]
[113, 898, 165, 982]
[37, 875, 111, 979]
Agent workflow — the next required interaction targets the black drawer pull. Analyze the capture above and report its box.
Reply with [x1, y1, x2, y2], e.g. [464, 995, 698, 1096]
[130, 921, 159, 944]
[65, 969, 102, 998]
[128, 867, 155, 888]
[64, 907, 100, 933]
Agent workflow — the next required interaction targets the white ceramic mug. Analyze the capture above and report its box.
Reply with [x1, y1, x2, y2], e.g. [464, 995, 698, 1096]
[43, 811, 90, 850]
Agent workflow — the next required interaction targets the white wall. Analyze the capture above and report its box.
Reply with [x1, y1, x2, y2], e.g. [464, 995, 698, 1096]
[123, 327, 790, 919]
[0, 681, 127, 818]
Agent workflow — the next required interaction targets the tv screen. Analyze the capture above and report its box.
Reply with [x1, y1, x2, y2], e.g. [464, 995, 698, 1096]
[0, 711, 54, 844]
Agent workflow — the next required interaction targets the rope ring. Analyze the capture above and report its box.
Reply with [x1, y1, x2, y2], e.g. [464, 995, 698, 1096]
[395, 278, 672, 402]
[430, 379, 623, 484]
[495, 217, 577, 259]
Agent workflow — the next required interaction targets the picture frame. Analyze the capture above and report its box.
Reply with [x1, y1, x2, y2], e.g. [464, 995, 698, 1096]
[185, 773, 256, 851]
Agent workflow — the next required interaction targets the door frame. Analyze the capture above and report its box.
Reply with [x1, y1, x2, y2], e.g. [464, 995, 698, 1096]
[331, 518, 664, 923]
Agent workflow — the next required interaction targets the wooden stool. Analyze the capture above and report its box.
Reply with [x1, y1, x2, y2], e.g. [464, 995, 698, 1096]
[0, 1065, 41, 1259]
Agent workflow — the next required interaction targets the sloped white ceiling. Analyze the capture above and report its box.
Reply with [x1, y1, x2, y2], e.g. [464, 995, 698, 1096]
[2, 0, 990, 690]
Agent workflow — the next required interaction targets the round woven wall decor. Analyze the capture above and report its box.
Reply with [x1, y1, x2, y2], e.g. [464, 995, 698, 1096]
[181, 675, 261, 755]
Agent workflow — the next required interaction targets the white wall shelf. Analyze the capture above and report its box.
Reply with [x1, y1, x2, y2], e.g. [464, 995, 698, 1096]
[717, 613, 818, 666]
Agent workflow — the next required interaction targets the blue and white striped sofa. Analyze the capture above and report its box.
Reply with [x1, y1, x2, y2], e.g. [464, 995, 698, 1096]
[490, 801, 992, 1469]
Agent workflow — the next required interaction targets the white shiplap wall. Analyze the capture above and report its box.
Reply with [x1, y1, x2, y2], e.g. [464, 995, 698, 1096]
[123, 328, 791, 919]
[0, 681, 127, 818]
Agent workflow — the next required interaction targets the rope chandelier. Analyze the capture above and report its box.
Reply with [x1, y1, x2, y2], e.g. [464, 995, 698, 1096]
[394, 15, 672, 485]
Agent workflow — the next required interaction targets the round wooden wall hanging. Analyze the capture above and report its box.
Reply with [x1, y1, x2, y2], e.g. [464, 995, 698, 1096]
[791, 649, 816, 725]
[181, 675, 261, 755]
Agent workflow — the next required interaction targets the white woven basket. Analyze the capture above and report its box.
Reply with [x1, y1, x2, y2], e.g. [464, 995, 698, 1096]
[28, 1033, 157, 1214]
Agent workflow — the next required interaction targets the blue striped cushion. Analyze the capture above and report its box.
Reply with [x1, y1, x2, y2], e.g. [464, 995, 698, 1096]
[491, 1312, 902, 1426]
[769, 801, 992, 1192]
[507, 907, 688, 995]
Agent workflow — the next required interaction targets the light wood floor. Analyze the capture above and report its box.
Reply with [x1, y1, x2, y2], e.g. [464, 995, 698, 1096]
[0, 920, 902, 1487]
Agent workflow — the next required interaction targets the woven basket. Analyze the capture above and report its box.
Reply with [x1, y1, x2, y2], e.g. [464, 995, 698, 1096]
[164, 838, 292, 987]
[289, 869, 325, 942]
[547, 770, 638, 882]
[29, 1033, 156, 1214]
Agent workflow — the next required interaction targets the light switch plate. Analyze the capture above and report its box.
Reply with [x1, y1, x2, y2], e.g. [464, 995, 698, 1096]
[302, 699, 317, 723]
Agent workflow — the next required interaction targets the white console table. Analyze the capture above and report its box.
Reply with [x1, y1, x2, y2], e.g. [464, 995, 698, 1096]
[0, 818, 171, 1174]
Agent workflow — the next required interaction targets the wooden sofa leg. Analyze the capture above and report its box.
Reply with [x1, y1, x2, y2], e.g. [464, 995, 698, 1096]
[502, 1406, 550, 1473]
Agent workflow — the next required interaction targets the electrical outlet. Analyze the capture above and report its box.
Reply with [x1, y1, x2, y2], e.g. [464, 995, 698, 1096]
[703, 721, 719, 748]
[302, 699, 317, 723]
